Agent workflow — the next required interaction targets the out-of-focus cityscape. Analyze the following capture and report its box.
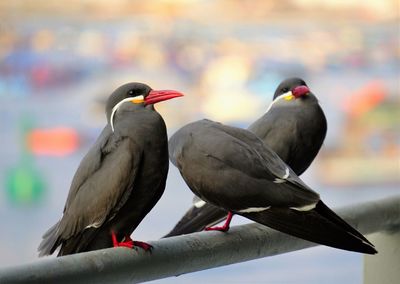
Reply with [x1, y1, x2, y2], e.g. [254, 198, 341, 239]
[0, 1, 399, 283]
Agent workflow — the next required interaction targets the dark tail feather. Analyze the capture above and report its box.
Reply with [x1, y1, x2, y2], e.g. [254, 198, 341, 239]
[240, 201, 377, 254]
[57, 235, 83, 256]
[164, 203, 228, 237]
[38, 222, 60, 257]
[58, 227, 103, 256]
[316, 201, 374, 247]
[39, 223, 99, 257]
[38, 222, 83, 257]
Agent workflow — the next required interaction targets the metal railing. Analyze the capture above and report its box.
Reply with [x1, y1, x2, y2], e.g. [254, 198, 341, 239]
[0, 196, 399, 284]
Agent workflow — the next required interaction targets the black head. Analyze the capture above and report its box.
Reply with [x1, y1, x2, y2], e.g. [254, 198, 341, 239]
[273, 77, 309, 100]
[106, 82, 152, 120]
[105, 82, 184, 132]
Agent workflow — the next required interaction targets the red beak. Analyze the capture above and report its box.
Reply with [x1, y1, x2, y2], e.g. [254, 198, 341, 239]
[145, 90, 184, 105]
[292, 85, 310, 98]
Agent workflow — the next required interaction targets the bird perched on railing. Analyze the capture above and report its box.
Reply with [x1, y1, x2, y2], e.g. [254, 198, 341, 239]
[38, 82, 183, 256]
[168, 119, 376, 254]
[165, 78, 327, 237]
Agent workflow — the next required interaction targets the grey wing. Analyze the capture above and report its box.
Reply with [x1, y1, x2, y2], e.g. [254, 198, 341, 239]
[63, 127, 111, 212]
[57, 136, 141, 241]
[198, 121, 320, 207]
[208, 122, 297, 182]
[39, 128, 114, 256]
[247, 111, 292, 163]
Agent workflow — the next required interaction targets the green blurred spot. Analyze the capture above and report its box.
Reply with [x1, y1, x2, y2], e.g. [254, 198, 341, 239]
[4, 114, 47, 206]
[6, 164, 46, 206]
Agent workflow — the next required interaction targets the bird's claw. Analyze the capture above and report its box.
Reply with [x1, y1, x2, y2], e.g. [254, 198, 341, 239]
[111, 232, 152, 251]
[117, 237, 134, 248]
[204, 211, 233, 232]
[117, 240, 134, 248]
[205, 225, 230, 232]
[133, 241, 153, 252]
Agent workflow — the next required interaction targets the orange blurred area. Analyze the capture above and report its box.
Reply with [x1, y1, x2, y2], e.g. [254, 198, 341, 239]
[343, 81, 387, 117]
[27, 127, 79, 156]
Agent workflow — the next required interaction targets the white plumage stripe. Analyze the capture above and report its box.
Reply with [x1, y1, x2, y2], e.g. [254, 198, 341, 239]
[290, 203, 317, 211]
[238, 206, 271, 213]
[264, 91, 293, 114]
[194, 199, 206, 208]
[274, 167, 290, 183]
[110, 96, 144, 132]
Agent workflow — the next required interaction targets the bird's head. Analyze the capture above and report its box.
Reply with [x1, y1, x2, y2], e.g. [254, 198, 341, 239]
[273, 77, 311, 101]
[106, 82, 184, 132]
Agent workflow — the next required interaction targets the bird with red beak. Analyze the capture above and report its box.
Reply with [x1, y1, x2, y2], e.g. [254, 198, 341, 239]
[38, 82, 183, 256]
[165, 78, 327, 237]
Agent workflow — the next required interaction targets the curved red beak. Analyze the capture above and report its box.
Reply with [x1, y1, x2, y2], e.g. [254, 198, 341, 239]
[145, 90, 184, 105]
[292, 85, 310, 98]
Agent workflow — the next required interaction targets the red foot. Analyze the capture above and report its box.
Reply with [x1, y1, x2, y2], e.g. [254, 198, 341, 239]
[111, 232, 152, 251]
[205, 211, 233, 232]
[132, 240, 153, 251]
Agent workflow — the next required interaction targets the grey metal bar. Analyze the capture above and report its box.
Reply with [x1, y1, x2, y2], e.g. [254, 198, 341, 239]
[1, 196, 399, 284]
[364, 231, 400, 284]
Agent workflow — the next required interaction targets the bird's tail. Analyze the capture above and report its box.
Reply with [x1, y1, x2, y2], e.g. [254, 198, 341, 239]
[38, 222, 60, 257]
[240, 201, 377, 254]
[57, 234, 84, 256]
[164, 203, 228, 237]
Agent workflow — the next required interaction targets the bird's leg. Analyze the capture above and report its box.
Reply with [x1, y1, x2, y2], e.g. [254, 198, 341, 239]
[205, 211, 233, 232]
[111, 231, 152, 251]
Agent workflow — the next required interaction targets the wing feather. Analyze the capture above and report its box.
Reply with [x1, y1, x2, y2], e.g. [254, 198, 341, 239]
[58, 137, 141, 239]
[50, 132, 142, 247]
[177, 120, 319, 208]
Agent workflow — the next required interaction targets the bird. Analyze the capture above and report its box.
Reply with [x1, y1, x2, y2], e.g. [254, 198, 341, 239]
[168, 119, 377, 254]
[38, 82, 183, 256]
[164, 78, 327, 237]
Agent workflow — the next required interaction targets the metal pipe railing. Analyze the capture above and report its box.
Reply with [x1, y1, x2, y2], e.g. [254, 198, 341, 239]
[1, 196, 399, 284]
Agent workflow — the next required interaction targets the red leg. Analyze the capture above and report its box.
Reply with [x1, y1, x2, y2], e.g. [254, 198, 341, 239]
[205, 211, 233, 232]
[111, 231, 120, 247]
[111, 231, 152, 251]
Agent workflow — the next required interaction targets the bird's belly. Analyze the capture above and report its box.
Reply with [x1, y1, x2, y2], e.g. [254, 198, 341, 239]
[111, 168, 168, 236]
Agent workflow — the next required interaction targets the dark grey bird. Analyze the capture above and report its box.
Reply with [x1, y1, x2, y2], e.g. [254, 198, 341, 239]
[169, 119, 376, 254]
[38, 82, 183, 256]
[165, 78, 327, 237]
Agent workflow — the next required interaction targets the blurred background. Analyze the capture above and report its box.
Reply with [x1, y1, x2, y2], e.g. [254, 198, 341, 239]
[0, 0, 399, 283]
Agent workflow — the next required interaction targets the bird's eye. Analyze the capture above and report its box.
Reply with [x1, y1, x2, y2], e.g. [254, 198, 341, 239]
[282, 87, 289, 93]
[128, 89, 135, 96]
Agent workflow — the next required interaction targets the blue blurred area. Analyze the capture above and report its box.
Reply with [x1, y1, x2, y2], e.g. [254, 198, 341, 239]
[0, 1, 399, 283]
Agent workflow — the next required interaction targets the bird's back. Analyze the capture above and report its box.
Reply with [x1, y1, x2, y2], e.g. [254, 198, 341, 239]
[170, 119, 319, 210]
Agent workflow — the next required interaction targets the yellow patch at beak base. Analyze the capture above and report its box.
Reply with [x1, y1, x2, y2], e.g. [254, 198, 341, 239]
[130, 95, 145, 104]
[284, 93, 295, 101]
